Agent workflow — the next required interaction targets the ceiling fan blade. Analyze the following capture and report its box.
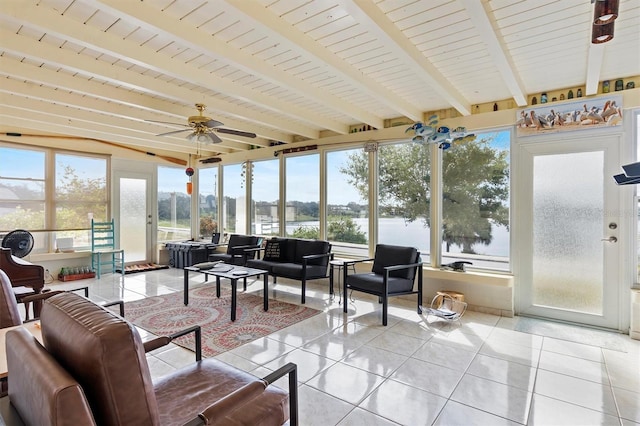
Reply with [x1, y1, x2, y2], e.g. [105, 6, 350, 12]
[216, 128, 257, 138]
[156, 128, 191, 137]
[204, 119, 224, 128]
[145, 119, 189, 127]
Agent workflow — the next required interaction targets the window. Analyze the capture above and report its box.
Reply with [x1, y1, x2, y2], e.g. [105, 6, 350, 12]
[158, 166, 191, 242]
[441, 130, 510, 270]
[222, 164, 246, 235]
[375, 142, 431, 263]
[326, 148, 369, 257]
[285, 154, 319, 238]
[198, 167, 218, 239]
[251, 159, 279, 236]
[0, 146, 46, 232]
[0, 144, 108, 252]
[55, 153, 108, 249]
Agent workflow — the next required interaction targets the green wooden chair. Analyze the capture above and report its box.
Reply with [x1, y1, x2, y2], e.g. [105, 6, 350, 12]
[91, 219, 125, 278]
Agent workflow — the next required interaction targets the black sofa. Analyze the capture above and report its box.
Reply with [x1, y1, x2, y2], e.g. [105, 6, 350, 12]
[246, 238, 332, 303]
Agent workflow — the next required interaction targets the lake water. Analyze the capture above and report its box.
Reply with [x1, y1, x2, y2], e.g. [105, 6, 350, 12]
[286, 216, 510, 258]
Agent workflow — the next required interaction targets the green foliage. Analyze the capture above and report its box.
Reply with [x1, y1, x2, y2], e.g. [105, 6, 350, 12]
[291, 226, 319, 239]
[199, 216, 218, 237]
[327, 217, 367, 244]
[342, 136, 509, 253]
[0, 207, 45, 230]
[288, 217, 366, 243]
[55, 164, 108, 228]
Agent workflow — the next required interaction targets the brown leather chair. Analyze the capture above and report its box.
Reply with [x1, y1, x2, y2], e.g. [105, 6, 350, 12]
[6, 292, 297, 425]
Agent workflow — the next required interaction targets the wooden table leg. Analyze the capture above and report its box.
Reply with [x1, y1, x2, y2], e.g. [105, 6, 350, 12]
[216, 276, 221, 298]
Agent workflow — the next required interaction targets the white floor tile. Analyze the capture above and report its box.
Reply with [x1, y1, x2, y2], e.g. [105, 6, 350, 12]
[527, 394, 620, 425]
[467, 353, 537, 392]
[450, 374, 532, 424]
[479, 338, 541, 367]
[411, 339, 476, 371]
[433, 400, 520, 426]
[390, 357, 463, 398]
[337, 407, 400, 426]
[263, 348, 336, 383]
[538, 350, 609, 384]
[306, 362, 386, 405]
[360, 379, 447, 426]
[297, 384, 355, 426]
[342, 345, 408, 377]
[534, 369, 617, 416]
[613, 386, 640, 423]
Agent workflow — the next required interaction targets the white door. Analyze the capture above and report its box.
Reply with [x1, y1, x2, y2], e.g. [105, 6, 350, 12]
[115, 172, 153, 264]
[516, 135, 624, 329]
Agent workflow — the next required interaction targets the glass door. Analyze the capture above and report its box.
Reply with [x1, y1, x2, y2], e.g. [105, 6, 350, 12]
[517, 135, 623, 329]
[115, 173, 152, 264]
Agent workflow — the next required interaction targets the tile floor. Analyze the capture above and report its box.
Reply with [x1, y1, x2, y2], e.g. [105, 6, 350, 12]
[45, 268, 640, 425]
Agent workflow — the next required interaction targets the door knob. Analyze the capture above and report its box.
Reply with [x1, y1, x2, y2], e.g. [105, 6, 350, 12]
[601, 236, 617, 243]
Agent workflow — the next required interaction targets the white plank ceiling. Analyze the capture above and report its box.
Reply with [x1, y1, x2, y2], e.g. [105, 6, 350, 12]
[0, 0, 638, 159]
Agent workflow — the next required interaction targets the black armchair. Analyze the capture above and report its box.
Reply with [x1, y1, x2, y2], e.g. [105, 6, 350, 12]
[343, 244, 422, 326]
[208, 234, 263, 266]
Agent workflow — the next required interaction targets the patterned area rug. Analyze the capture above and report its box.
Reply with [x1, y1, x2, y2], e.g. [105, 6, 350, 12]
[122, 285, 321, 357]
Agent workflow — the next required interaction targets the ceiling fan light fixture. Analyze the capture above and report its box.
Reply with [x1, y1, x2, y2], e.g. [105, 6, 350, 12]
[197, 133, 211, 143]
[593, 0, 619, 25]
[592, 21, 615, 44]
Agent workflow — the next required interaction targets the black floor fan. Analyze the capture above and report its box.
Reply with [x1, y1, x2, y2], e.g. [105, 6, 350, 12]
[1, 229, 35, 258]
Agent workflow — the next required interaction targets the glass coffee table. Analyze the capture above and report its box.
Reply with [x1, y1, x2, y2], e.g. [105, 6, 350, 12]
[183, 264, 269, 321]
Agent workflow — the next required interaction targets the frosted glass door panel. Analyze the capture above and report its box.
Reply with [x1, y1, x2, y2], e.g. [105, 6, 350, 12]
[120, 177, 147, 263]
[532, 152, 604, 314]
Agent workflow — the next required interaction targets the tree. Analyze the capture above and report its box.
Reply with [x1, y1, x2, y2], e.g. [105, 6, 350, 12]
[341, 136, 508, 253]
[327, 217, 367, 244]
[291, 226, 319, 239]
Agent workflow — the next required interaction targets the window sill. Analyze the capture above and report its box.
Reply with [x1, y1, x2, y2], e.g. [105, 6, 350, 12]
[28, 251, 92, 262]
[422, 267, 513, 287]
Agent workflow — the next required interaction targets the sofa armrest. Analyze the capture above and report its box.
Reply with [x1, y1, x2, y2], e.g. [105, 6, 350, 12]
[229, 244, 261, 253]
[383, 261, 423, 274]
[181, 362, 298, 426]
[301, 252, 332, 261]
[143, 325, 202, 361]
[19, 290, 65, 304]
[197, 381, 267, 424]
[262, 362, 298, 426]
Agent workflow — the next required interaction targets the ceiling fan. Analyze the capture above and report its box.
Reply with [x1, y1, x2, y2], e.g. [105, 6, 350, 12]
[148, 103, 256, 144]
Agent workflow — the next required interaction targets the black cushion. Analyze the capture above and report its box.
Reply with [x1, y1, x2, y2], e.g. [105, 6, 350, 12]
[262, 240, 287, 262]
[346, 272, 415, 294]
[294, 240, 330, 266]
[271, 263, 328, 280]
[245, 259, 277, 273]
[371, 244, 418, 280]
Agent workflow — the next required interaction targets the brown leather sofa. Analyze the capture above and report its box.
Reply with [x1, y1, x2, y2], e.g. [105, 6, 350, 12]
[5, 292, 297, 425]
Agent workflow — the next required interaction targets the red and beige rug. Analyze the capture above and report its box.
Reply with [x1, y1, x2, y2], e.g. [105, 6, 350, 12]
[122, 285, 321, 357]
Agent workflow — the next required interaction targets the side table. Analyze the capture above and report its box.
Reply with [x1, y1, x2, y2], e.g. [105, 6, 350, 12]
[329, 259, 356, 304]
